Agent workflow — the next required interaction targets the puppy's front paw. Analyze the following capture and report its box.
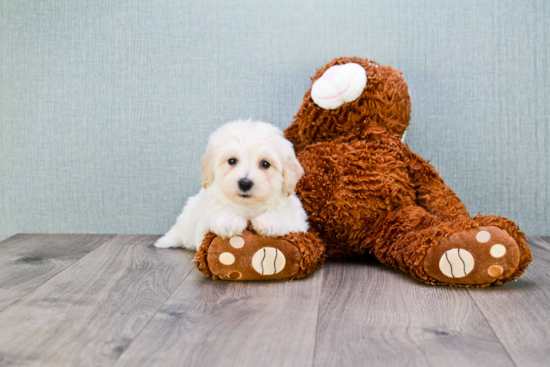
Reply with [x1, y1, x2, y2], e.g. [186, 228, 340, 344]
[252, 217, 290, 238]
[210, 215, 248, 239]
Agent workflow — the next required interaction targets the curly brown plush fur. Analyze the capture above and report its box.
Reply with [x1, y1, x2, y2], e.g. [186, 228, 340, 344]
[284, 56, 531, 287]
[283, 229, 326, 279]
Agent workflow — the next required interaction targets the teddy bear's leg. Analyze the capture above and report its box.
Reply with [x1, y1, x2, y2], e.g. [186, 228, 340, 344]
[370, 205, 532, 287]
[194, 229, 325, 281]
[403, 145, 471, 221]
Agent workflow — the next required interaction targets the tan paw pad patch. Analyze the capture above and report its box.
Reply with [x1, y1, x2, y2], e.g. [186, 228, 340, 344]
[488, 265, 504, 277]
[229, 236, 244, 248]
[490, 244, 506, 258]
[251, 247, 286, 275]
[439, 249, 474, 278]
[476, 230, 491, 243]
[219, 252, 235, 265]
[228, 271, 241, 280]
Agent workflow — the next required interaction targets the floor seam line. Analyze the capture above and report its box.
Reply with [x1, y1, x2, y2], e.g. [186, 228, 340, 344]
[466, 290, 519, 367]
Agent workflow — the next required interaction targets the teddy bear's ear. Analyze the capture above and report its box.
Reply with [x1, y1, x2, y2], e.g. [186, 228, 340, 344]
[201, 149, 215, 189]
[311, 62, 367, 110]
[283, 154, 305, 196]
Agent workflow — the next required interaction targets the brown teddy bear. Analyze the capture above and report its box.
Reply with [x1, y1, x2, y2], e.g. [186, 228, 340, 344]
[195, 57, 532, 287]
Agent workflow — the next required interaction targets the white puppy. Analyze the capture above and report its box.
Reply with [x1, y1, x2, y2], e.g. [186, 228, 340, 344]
[154, 119, 309, 251]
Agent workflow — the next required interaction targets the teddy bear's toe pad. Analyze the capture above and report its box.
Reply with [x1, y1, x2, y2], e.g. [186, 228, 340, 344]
[424, 226, 520, 285]
[206, 231, 301, 280]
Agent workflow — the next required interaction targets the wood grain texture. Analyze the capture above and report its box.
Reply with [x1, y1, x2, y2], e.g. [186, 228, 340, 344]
[527, 236, 550, 262]
[0, 234, 114, 312]
[1, 234, 549, 367]
[113, 268, 324, 367]
[0, 235, 195, 367]
[468, 237, 550, 367]
[313, 257, 515, 367]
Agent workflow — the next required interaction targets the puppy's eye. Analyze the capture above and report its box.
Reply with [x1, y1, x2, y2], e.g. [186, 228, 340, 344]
[228, 158, 238, 165]
[260, 161, 270, 169]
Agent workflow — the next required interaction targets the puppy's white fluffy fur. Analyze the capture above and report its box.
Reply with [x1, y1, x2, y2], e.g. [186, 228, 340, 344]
[155, 119, 309, 251]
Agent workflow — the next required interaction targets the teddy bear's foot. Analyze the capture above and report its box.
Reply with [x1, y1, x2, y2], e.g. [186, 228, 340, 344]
[423, 226, 521, 286]
[199, 230, 303, 280]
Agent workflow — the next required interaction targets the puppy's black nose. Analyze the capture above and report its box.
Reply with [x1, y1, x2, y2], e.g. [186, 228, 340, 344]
[238, 178, 253, 192]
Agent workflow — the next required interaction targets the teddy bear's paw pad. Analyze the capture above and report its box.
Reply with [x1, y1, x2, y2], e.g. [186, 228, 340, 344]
[206, 230, 301, 281]
[251, 247, 286, 275]
[424, 226, 520, 285]
[438, 248, 475, 278]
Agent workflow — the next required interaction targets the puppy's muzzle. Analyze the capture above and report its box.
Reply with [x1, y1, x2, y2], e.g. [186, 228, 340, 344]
[238, 178, 253, 192]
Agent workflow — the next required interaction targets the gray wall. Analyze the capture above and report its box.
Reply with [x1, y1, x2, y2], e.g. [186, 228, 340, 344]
[1, 0, 549, 240]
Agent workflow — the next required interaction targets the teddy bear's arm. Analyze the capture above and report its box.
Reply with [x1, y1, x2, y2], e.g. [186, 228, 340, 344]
[403, 145, 470, 221]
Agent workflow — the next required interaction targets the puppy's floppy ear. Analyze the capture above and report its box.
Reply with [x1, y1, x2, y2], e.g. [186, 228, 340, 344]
[201, 149, 215, 189]
[282, 154, 304, 196]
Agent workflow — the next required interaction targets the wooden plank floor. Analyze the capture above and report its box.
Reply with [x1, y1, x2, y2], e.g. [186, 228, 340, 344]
[0, 235, 548, 367]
